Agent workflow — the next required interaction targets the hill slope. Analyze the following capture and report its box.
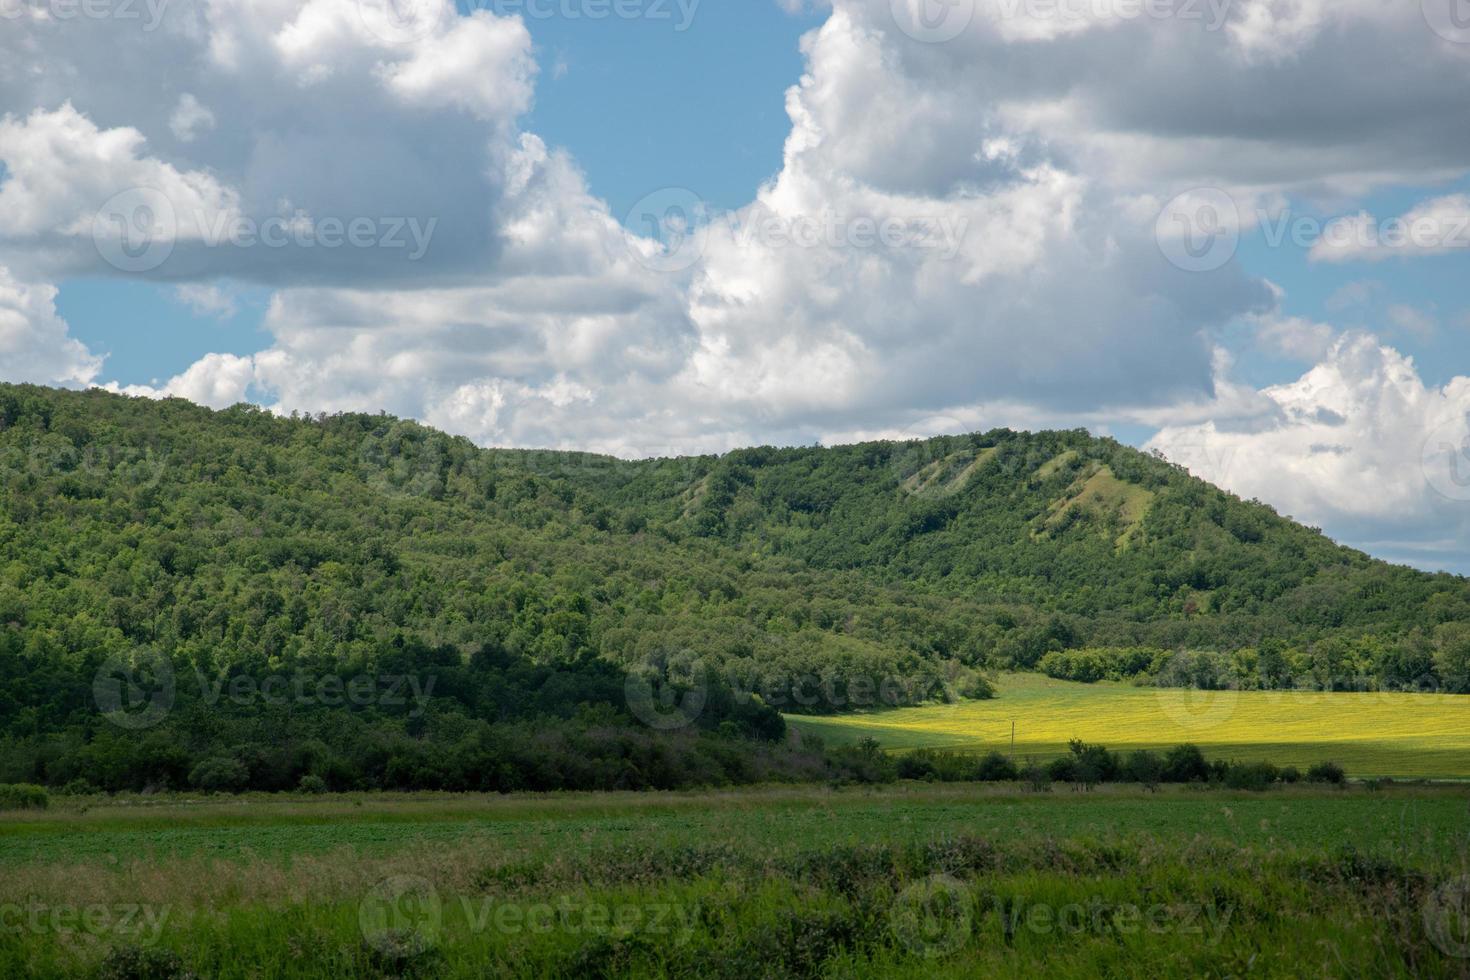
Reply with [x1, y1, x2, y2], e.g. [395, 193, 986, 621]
[1, 382, 1467, 725]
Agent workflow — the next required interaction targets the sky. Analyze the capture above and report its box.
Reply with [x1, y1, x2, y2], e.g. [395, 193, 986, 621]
[1, 0, 1468, 573]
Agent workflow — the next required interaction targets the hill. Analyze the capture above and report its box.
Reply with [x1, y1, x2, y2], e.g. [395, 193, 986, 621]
[0, 383, 1467, 791]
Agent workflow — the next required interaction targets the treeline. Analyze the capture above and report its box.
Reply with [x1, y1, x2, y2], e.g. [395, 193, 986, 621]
[883, 740, 1348, 791]
[1038, 633, 1469, 693]
[0, 638, 808, 794]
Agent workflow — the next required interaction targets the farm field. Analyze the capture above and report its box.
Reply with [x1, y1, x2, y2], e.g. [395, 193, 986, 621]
[787, 673, 1470, 779]
[1, 785, 1468, 978]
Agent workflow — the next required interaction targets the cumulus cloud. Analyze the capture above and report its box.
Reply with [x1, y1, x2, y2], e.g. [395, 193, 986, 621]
[1310, 195, 1470, 263]
[1148, 334, 1470, 569]
[169, 95, 216, 144]
[0, 266, 102, 386]
[173, 283, 238, 319]
[108, 352, 258, 409]
[0, 103, 237, 241]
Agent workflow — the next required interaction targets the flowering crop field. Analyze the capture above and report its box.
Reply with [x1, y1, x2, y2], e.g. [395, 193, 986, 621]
[788, 674, 1470, 779]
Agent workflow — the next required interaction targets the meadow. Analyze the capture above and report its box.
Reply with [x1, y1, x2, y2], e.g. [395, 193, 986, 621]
[788, 673, 1470, 779]
[1, 784, 1468, 978]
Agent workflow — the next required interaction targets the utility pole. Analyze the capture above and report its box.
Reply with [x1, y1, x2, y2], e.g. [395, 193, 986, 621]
[1010, 720, 1016, 756]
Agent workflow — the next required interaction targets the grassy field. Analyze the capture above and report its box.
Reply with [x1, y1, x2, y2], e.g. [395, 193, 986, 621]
[1, 785, 1468, 978]
[787, 673, 1470, 779]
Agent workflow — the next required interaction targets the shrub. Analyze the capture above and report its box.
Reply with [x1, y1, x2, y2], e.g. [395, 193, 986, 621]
[1279, 765, 1301, 784]
[1223, 761, 1279, 791]
[896, 752, 938, 781]
[1046, 757, 1076, 783]
[1162, 744, 1210, 783]
[1306, 761, 1346, 785]
[297, 774, 328, 794]
[188, 757, 250, 793]
[974, 751, 1019, 782]
[1021, 760, 1052, 792]
[0, 783, 49, 811]
[1066, 738, 1117, 787]
[1121, 750, 1163, 790]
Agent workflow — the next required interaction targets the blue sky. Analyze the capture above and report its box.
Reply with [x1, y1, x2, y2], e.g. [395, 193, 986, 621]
[56, 1, 826, 389]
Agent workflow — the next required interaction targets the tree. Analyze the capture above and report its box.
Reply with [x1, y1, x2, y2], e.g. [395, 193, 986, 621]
[1162, 744, 1209, 783]
[1434, 623, 1470, 693]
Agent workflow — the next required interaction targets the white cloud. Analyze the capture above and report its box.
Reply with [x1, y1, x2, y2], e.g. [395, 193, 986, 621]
[1311, 195, 1470, 263]
[1386, 303, 1437, 341]
[0, 266, 102, 386]
[173, 283, 238, 319]
[375, 12, 535, 122]
[0, 103, 237, 242]
[1148, 334, 1470, 569]
[169, 94, 216, 143]
[108, 352, 257, 409]
[1253, 313, 1337, 362]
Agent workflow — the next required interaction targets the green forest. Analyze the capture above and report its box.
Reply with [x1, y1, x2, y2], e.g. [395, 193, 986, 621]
[1, 383, 1466, 793]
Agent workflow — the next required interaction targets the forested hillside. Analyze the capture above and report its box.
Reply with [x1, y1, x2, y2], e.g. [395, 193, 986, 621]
[1, 383, 1467, 791]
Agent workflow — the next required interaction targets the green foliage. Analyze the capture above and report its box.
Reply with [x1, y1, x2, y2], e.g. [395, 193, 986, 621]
[974, 750, 1019, 782]
[1162, 744, 1210, 784]
[188, 757, 250, 793]
[0, 384, 1461, 793]
[1222, 760, 1281, 791]
[1306, 761, 1347, 785]
[0, 782, 48, 810]
[1121, 750, 1164, 790]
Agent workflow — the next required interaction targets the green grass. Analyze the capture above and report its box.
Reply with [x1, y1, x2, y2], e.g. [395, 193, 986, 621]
[788, 672, 1470, 779]
[1, 785, 1468, 977]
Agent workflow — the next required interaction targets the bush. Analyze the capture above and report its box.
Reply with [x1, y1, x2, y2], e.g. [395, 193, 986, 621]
[1046, 757, 1076, 783]
[1162, 744, 1210, 783]
[1279, 765, 1301, 784]
[1121, 750, 1164, 789]
[896, 752, 937, 781]
[188, 757, 250, 793]
[974, 751, 1019, 782]
[1021, 760, 1052, 792]
[1223, 761, 1279, 791]
[1065, 738, 1117, 787]
[1306, 761, 1346, 785]
[0, 783, 49, 811]
[297, 774, 328, 794]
